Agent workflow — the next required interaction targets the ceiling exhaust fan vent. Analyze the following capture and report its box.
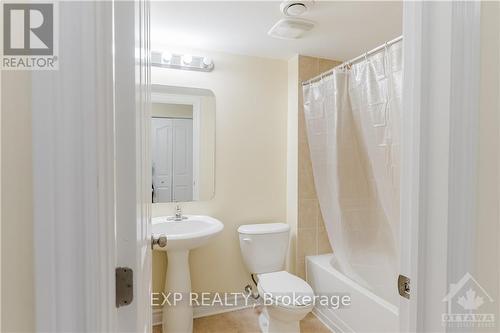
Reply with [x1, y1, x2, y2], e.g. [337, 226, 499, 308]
[280, 1, 313, 17]
[268, 18, 315, 40]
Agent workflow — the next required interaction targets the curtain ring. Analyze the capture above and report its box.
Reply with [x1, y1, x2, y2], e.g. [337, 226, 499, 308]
[364, 52, 368, 62]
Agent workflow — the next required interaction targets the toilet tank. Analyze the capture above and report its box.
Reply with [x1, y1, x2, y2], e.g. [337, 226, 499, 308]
[238, 223, 290, 274]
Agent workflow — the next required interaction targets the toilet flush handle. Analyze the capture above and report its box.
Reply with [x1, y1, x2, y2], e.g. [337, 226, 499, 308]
[242, 238, 252, 243]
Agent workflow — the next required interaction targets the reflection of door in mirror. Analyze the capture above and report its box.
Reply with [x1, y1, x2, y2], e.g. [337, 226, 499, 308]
[152, 111, 193, 202]
[151, 85, 216, 203]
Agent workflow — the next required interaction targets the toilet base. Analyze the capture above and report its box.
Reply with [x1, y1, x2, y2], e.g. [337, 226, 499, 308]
[258, 307, 301, 333]
[259, 310, 269, 333]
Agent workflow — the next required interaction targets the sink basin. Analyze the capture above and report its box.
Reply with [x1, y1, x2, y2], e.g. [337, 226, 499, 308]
[152, 215, 223, 251]
[152, 215, 223, 333]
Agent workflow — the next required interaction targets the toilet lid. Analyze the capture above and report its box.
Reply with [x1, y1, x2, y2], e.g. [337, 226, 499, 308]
[238, 223, 289, 235]
[257, 271, 314, 307]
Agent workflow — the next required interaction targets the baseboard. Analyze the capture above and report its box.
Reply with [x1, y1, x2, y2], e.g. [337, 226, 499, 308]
[192, 294, 259, 319]
[153, 308, 163, 326]
[152, 294, 260, 326]
[154, 302, 334, 330]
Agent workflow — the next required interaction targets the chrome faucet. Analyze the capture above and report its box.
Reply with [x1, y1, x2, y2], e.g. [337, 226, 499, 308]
[175, 205, 182, 220]
[167, 204, 187, 221]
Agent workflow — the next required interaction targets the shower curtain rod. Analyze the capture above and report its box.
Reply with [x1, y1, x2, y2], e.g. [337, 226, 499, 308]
[301, 35, 403, 86]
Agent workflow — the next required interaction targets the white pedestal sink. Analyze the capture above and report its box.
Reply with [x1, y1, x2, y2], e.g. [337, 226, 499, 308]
[152, 215, 224, 333]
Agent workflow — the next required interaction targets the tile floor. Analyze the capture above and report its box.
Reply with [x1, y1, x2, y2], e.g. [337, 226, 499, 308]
[153, 307, 331, 333]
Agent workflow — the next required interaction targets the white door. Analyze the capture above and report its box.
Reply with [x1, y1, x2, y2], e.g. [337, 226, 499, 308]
[151, 118, 193, 202]
[399, 2, 481, 332]
[152, 118, 173, 202]
[172, 119, 194, 202]
[31, 1, 152, 332]
[115, 1, 152, 332]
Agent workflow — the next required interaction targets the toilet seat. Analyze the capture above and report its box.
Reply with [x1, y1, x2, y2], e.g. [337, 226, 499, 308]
[257, 271, 314, 309]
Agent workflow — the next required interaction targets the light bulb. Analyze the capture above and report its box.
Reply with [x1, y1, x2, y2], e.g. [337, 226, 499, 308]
[182, 54, 193, 65]
[161, 52, 172, 63]
[202, 57, 212, 67]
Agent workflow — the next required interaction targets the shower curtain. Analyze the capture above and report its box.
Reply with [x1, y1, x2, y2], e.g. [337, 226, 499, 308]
[302, 41, 402, 303]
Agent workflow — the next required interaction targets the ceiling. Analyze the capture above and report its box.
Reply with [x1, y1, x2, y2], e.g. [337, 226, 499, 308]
[151, 1, 402, 62]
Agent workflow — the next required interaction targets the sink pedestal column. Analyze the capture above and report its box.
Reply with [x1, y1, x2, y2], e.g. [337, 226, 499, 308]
[163, 250, 193, 333]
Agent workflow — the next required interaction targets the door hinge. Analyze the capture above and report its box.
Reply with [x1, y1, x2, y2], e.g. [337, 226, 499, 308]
[398, 274, 410, 299]
[116, 267, 133, 307]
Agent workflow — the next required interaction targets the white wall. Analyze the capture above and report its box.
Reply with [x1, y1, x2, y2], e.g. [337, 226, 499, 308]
[1, 71, 35, 332]
[151, 47, 288, 294]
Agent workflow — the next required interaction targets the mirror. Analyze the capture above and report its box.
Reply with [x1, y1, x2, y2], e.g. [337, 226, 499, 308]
[151, 85, 215, 203]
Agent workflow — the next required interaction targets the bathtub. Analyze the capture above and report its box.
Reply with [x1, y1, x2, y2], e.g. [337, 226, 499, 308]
[306, 254, 399, 333]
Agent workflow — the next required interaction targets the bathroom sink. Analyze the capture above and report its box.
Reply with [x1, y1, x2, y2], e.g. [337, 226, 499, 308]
[152, 215, 223, 333]
[152, 215, 223, 251]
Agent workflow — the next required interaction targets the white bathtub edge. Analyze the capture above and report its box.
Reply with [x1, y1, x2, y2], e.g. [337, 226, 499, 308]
[306, 254, 399, 316]
[312, 306, 353, 333]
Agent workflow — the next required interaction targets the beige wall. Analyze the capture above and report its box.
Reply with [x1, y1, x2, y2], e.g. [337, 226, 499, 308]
[152, 103, 193, 119]
[476, 2, 500, 328]
[151, 48, 288, 298]
[197, 95, 216, 201]
[1, 72, 35, 332]
[289, 55, 341, 279]
[286, 55, 299, 275]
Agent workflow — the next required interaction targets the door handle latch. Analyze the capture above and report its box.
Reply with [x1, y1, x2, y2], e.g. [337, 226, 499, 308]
[151, 235, 167, 250]
[398, 274, 410, 299]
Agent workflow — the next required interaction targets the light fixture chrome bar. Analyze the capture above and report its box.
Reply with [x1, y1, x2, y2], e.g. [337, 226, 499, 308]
[151, 51, 214, 72]
[302, 35, 402, 86]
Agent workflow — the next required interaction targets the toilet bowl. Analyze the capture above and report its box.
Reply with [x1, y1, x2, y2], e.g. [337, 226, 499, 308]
[237, 223, 315, 333]
[257, 271, 314, 333]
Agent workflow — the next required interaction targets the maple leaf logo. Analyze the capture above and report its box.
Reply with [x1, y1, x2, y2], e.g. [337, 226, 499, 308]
[457, 289, 484, 310]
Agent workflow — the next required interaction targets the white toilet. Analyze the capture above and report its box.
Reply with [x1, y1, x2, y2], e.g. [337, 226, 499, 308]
[238, 223, 314, 333]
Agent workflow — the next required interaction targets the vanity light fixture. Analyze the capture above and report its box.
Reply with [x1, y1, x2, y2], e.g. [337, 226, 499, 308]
[151, 51, 214, 72]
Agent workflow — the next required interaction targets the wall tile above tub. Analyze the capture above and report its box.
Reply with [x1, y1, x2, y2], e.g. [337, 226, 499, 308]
[295, 55, 339, 278]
